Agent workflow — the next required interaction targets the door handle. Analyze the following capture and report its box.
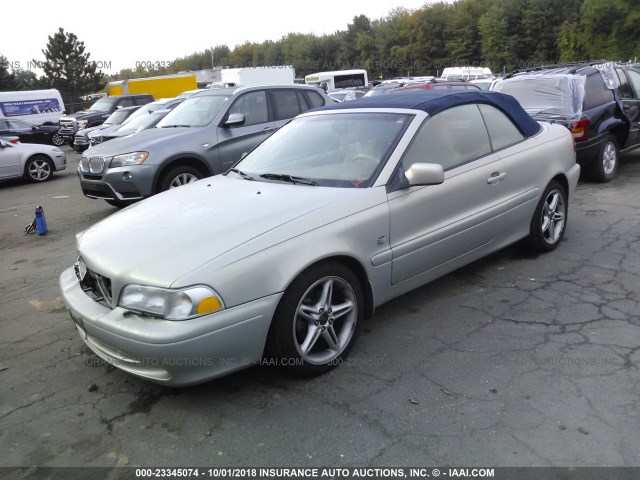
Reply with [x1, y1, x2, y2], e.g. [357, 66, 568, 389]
[487, 172, 506, 184]
[262, 127, 275, 132]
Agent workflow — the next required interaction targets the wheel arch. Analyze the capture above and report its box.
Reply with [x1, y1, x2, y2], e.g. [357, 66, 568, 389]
[550, 173, 569, 199]
[23, 153, 54, 176]
[153, 155, 213, 193]
[281, 254, 376, 320]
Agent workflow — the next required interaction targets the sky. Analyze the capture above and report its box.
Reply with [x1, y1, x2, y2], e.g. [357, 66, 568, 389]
[2, 0, 442, 75]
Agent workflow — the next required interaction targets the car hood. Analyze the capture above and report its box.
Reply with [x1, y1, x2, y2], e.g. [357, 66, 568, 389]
[77, 175, 381, 288]
[85, 127, 196, 156]
[77, 124, 109, 136]
[65, 111, 103, 121]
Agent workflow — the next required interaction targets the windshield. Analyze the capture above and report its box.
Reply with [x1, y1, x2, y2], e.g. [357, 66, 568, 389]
[156, 95, 228, 128]
[89, 98, 117, 113]
[233, 112, 411, 188]
[118, 113, 166, 132]
[104, 109, 132, 125]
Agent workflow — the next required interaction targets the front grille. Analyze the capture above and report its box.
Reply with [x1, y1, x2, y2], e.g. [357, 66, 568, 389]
[75, 259, 113, 306]
[80, 156, 105, 173]
[59, 118, 76, 134]
[74, 136, 88, 145]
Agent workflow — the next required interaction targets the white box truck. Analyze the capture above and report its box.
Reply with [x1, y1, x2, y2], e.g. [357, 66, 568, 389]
[0, 89, 65, 125]
[220, 66, 295, 86]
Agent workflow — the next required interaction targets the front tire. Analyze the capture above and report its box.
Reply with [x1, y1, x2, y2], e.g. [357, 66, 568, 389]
[24, 155, 53, 182]
[527, 180, 567, 252]
[159, 166, 203, 192]
[589, 134, 618, 183]
[266, 262, 364, 377]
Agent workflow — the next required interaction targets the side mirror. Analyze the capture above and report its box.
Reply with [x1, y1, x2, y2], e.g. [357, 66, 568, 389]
[225, 113, 245, 127]
[319, 82, 328, 92]
[32, 126, 37, 131]
[405, 163, 444, 186]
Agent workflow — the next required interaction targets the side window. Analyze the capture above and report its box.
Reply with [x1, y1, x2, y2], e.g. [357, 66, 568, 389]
[0, 120, 10, 130]
[228, 90, 268, 127]
[270, 89, 302, 121]
[118, 98, 135, 108]
[626, 70, 640, 98]
[135, 96, 152, 106]
[402, 104, 492, 172]
[616, 69, 634, 99]
[302, 90, 325, 109]
[449, 85, 467, 91]
[582, 74, 614, 110]
[478, 104, 525, 151]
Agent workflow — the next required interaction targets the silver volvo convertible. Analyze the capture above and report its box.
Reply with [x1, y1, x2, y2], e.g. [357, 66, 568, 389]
[60, 91, 580, 386]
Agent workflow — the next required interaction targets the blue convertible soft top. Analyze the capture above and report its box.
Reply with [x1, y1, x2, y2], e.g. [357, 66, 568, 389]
[315, 90, 541, 138]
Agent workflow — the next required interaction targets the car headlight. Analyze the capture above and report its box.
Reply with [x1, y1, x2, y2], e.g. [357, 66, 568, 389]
[109, 151, 148, 168]
[119, 284, 224, 320]
[78, 120, 89, 129]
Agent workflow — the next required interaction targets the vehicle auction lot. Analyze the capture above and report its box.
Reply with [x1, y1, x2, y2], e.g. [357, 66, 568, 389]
[1, 147, 639, 468]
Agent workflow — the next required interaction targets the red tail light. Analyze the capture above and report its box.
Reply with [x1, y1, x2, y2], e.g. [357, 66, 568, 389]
[10, 138, 20, 144]
[569, 117, 589, 141]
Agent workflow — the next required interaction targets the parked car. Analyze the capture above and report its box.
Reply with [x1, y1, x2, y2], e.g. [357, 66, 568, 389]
[0, 119, 65, 146]
[58, 94, 154, 145]
[177, 89, 207, 98]
[390, 79, 482, 94]
[0, 138, 66, 182]
[87, 98, 184, 149]
[364, 83, 405, 97]
[77, 84, 332, 207]
[73, 106, 141, 152]
[60, 91, 579, 386]
[90, 109, 171, 145]
[493, 62, 640, 182]
[328, 89, 366, 102]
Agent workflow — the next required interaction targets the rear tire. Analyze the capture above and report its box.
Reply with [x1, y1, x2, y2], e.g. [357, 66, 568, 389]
[589, 134, 618, 183]
[24, 155, 53, 182]
[51, 133, 65, 146]
[265, 262, 364, 377]
[159, 166, 203, 192]
[526, 180, 568, 253]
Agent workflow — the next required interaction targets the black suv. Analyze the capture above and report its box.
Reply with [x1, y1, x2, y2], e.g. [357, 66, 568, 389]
[496, 62, 640, 182]
[58, 94, 154, 145]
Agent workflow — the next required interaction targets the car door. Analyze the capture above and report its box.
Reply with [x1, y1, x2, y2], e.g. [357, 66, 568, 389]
[0, 140, 22, 179]
[476, 104, 540, 236]
[617, 68, 640, 148]
[215, 90, 274, 172]
[387, 104, 506, 285]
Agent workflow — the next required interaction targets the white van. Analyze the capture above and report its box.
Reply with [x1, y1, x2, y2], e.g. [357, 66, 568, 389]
[0, 89, 65, 125]
[304, 69, 368, 90]
[440, 67, 493, 81]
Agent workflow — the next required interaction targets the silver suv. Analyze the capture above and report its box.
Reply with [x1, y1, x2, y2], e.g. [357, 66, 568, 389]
[78, 84, 331, 206]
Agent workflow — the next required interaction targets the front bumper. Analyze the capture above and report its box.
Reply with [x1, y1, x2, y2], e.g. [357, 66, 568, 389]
[59, 267, 282, 386]
[77, 163, 157, 200]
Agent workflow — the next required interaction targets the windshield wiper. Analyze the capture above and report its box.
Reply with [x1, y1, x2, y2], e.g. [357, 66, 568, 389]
[161, 124, 191, 128]
[227, 168, 255, 181]
[259, 173, 318, 186]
